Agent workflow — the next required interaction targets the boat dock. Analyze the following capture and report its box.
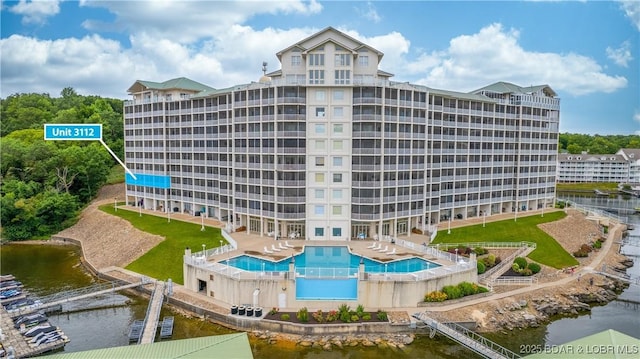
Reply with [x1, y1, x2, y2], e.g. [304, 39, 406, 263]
[159, 316, 174, 339]
[412, 312, 521, 359]
[12, 279, 147, 316]
[138, 281, 166, 344]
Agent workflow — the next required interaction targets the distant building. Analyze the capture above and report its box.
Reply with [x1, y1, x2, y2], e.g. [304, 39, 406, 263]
[617, 148, 640, 184]
[123, 27, 560, 240]
[556, 149, 640, 184]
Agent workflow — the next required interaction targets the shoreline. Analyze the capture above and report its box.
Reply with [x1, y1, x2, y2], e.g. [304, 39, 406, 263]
[18, 184, 635, 349]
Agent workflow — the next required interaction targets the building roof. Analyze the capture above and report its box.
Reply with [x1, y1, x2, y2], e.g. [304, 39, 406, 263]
[524, 329, 640, 358]
[276, 26, 384, 62]
[47, 333, 253, 359]
[128, 77, 215, 94]
[558, 153, 627, 163]
[473, 81, 557, 97]
[617, 148, 640, 161]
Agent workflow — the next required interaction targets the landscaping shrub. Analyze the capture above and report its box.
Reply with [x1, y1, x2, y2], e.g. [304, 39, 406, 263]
[477, 261, 486, 274]
[362, 313, 372, 321]
[482, 254, 496, 267]
[296, 307, 309, 323]
[512, 263, 521, 272]
[268, 307, 279, 315]
[528, 262, 541, 274]
[580, 244, 593, 253]
[356, 304, 365, 316]
[338, 304, 351, 323]
[376, 310, 388, 321]
[351, 314, 360, 322]
[424, 290, 448, 302]
[442, 285, 463, 300]
[281, 313, 290, 320]
[312, 310, 324, 323]
[325, 310, 338, 322]
[474, 247, 487, 255]
[514, 257, 528, 270]
[573, 250, 589, 258]
[521, 268, 533, 276]
[593, 240, 602, 249]
[458, 281, 478, 296]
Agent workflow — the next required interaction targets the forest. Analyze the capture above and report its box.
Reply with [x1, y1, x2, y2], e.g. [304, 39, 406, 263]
[1, 89, 123, 240]
[0, 89, 639, 241]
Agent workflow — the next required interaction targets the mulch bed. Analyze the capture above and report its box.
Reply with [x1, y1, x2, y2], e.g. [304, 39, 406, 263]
[263, 310, 388, 325]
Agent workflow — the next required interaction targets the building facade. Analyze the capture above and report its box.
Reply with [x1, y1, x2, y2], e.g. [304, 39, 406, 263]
[124, 27, 560, 240]
[556, 149, 640, 184]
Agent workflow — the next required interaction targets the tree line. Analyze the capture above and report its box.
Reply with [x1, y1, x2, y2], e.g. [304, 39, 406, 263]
[1, 88, 123, 240]
[559, 133, 640, 154]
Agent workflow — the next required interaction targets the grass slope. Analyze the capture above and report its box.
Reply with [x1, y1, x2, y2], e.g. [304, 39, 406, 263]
[100, 205, 226, 284]
[432, 211, 578, 269]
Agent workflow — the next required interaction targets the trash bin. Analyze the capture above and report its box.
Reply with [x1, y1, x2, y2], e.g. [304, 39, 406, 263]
[231, 305, 238, 315]
[246, 307, 254, 316]
[238, 306, 246, 316]
[254, 307, 263, 317]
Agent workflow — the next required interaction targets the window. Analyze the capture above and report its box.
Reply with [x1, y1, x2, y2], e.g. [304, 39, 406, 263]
[315, 189, 324, 199]
[315, 90, 325, 101]
[314, 205, 325, 215]
[315, 123, 326, 133]
[332, 228, 342, 236]
[332, 206, 342, 215]
[291, 55, 301, 66]
[333, 107, 344, 118]
[333, 140, 343, 150]
[333, 156, 343, 167]
[309, 70, 325, 84]
[333, 90, 344, 100]
[359, 55, 369, 66]
[315, 173, 325, 183]
[315, 227, 324, 236]
[334, 70, 351, 84]
[315, 140, 325, 150]
[315, 156, 325, 166]
[333, 173, 343, 183]
[309, 53, 324, 66]
[332, 189, 343, 199]
[335, 54, 351, 66]
[315, 107, 325, 117]
[333, 124, 344, 134]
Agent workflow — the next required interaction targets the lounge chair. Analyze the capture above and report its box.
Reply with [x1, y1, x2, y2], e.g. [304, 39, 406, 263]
[367, 242, 377, 249]
[271, 244, 281, 252]
[372, 243, 382, 251]
[285, 241, 294, 248]
[264, 246, 273, 254]
[278, 243, 287, 250]
[378, 245, 389, 253]
[387, 248, 396, 255]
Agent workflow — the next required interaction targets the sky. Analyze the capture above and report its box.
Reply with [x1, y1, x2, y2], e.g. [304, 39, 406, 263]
[1, 0, 639, 135]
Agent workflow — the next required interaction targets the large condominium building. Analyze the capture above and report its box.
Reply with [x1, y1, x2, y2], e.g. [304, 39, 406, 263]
[556, 149, 640, 184]
[124, 27, 560, 240]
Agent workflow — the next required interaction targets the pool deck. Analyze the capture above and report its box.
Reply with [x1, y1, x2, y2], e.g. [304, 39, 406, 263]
[206, 230, 447, 266]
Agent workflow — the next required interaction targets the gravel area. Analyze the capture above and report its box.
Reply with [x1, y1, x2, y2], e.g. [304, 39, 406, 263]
[55, 184, 164, 270]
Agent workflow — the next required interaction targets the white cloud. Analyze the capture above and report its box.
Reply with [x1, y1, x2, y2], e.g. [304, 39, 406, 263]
[618, 0, 640, 31]
[9, 0, 60, 24]
[606, 41, 633, 67]
[80, 0, 322, 43]
[356, 2, 381, 23]
[406, 23, 627, 96]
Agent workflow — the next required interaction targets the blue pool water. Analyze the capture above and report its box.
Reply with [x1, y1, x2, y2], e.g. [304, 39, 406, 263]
[224, 245, 439, 274]
[295, 278, 358, 300]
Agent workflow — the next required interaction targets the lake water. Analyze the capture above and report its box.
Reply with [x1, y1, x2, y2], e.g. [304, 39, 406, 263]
[1, 203, 638, 358]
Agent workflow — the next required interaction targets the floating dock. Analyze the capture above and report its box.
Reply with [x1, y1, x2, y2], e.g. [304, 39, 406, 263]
[128, 320, 144, 342]
[159, 316, 174, 339]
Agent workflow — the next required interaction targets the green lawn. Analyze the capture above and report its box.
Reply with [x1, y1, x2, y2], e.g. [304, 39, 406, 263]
[556, 182, 618, 192]
[432, 211, 579, 269]
[99, 205, 226, 284]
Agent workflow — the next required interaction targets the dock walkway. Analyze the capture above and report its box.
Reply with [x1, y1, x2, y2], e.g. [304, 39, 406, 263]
[139, 281, 166, 344]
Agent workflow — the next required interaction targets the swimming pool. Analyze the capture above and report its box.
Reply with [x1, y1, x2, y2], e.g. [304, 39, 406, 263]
[223, 245, 440, 274]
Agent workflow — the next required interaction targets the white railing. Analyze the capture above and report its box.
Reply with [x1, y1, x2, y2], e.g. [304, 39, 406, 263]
[295, 267, 358, 278]
[430, 242, 537, 250]
[221, 229, 238, 249]
[491, 277, 538, 286]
